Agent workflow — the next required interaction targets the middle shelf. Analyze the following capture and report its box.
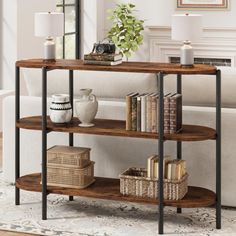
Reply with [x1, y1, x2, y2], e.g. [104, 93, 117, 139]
[17, 116, 217, 141]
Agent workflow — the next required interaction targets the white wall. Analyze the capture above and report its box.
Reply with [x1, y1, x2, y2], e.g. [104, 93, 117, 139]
[102, 0, 236, 61]
[1, 0, 56, 93]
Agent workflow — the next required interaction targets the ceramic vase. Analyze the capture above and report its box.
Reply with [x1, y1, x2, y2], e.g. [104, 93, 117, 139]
[50, 94, 72, 123]
[75, 89, 98, 127]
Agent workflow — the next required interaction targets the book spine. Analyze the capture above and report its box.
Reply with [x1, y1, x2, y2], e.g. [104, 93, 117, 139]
[151, 96, 157, 133]
[126, 95, 132, 131]
[141, 96, 146, 132]
[146, 95, 152, 132]
[170, 95, 182, 134]
[131, 96, 137, 131]
[164, 96, 170, 134]
[137, 97, 141, 132]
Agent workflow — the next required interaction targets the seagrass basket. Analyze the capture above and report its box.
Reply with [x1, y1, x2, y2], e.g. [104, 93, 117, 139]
[119, 167, 188, 200]
[47, 161, 95, 189]
[47, 145, 90, 168]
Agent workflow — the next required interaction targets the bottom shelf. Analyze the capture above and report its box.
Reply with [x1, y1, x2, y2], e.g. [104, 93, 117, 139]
[16, 173, 216, 208]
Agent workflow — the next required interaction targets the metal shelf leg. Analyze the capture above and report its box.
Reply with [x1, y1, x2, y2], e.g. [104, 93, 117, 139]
[177, 74, 182, 214]
[216, 70, 221, 229]
[158, 72, 164, 234]
[15, 66, 20, 206]
[42, 67, 48, 220]
[69, 70, 74, 202]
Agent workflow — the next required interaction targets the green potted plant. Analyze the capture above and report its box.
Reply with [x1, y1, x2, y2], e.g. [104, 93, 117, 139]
[107, 3, 144, 61]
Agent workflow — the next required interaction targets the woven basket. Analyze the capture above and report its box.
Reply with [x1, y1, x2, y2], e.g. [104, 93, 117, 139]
[119, 167, 188, 200]
[47, 145, 90, 168]
[47, 161, 95, 189]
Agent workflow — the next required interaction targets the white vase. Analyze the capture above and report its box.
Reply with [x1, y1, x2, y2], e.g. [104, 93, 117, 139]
[50, 94, 72, 124]
[75, 89, 98, 127]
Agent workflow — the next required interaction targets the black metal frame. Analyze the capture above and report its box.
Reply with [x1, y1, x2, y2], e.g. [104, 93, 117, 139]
[56, 0, 81, 59]
[15, 66, 222, 233]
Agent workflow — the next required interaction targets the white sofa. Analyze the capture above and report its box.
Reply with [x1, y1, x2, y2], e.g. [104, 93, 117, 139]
[3, 67, 236, 207]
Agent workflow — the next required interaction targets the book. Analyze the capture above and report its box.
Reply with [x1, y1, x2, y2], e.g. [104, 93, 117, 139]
[83, 60, 122, 66]
[147, 155, 171, 179]
[137, 95, 142, 132]
[126, 92, 138, 131]
[153, 159, 158, 178]
[164, 93, 172, 134]
[170, 94, 182, 134]
[141, 94, 148, 132]
[131, 95, 139, 131]
[84, 53, 122, 61]
[151, 94, 159, 133]
[146, 93, 155, 133]
[166, 159, 186, 180]
[147, 155, 157, 178]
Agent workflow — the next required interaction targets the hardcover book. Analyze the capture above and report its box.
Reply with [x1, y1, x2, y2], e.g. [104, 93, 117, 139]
[131, 95, 139, 131]
[169, 94, 182, 134]
[151, 94, 159, 133]
[146, 93, 155, 133]
[84, 53, 122, 61]
[141, 94, 148, 132]
[164, 93, 172, 134]
[126, 92, 138, 131]
[137, 96, 142, 132]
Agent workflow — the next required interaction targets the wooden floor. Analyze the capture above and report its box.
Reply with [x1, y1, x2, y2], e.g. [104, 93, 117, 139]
[0, 134, 37, 236]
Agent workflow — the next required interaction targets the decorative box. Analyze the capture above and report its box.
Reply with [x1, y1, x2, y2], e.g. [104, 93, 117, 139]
[47, 161, 95, 189]
[119, 167, 188, 200]
[47, 145, 91, 168]
[46, 145, 95, 189]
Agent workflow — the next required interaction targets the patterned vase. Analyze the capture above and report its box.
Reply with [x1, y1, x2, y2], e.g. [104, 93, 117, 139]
[50, 94, 72, 123]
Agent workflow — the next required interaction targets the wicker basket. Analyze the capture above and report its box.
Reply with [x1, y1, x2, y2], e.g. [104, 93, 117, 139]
[47, 145, 90, 168]
[119, 167, 188, 200]
[47, 161, 95, 189]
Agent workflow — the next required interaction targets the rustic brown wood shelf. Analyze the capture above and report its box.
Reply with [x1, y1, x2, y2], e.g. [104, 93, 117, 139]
[16, 59, 217, 75]
[17, 116, 217, 141]
[16, 173, 216, 208]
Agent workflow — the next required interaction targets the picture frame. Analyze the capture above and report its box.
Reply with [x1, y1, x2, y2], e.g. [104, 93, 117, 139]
[177, 0, 230, 10]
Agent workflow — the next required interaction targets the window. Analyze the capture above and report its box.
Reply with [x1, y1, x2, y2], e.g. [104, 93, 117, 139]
[56, 0, 80, 59]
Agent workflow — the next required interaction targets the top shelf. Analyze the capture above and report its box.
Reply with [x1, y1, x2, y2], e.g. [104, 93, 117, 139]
[16, 59, 217, 75]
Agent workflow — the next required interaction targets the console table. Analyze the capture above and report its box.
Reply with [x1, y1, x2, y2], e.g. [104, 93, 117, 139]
[15, 59, 221, 235]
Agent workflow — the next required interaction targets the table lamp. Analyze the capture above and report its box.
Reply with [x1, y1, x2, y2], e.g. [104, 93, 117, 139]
[171, 14, 202, 67]
[35, 12, 64, 61]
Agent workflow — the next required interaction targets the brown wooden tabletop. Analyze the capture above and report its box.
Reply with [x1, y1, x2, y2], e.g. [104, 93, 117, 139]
[16, 59, 217, 75]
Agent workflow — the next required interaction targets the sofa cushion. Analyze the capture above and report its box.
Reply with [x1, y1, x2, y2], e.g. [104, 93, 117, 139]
[22, 69, 157, 98]
[164, 67, 236, 108]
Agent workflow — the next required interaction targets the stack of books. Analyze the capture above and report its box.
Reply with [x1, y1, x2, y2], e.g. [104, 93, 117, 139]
[147, 155, 171, 178]
[126, 92, 182, 133]
[84, 53, 122, 66]
[147, 155, 186, 180]
[166, 159, 186, 180]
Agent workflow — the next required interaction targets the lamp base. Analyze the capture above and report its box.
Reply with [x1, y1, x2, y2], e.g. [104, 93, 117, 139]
[44, 37, 56, 60]
[180, 41, 194, 67]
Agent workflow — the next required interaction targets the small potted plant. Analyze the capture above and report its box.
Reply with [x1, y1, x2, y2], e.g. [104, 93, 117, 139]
[107, 3, 144, 61]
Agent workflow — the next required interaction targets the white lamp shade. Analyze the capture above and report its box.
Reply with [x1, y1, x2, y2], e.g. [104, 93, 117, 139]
[35, 12, 64, 37]
[171, 14, 202, 41]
